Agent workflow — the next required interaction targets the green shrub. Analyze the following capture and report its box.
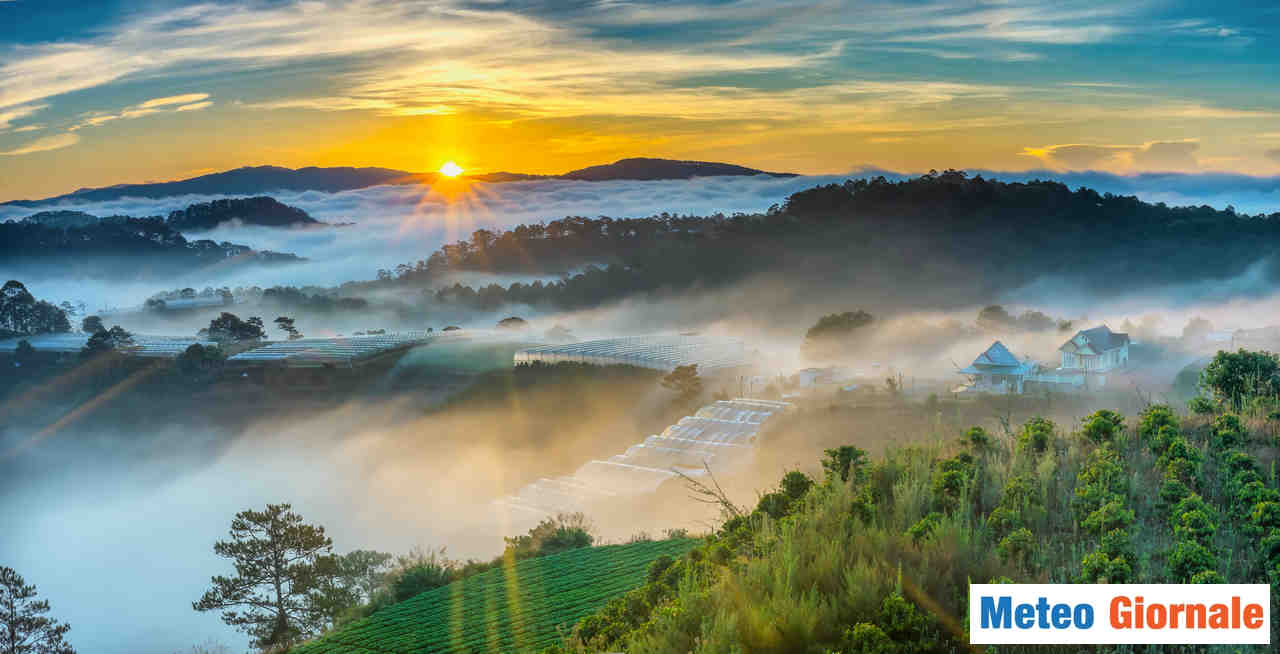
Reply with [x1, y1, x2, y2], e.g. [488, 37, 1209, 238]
[962, 426, 990, 452]
[997, 528, 1035, 567]
[1212, 414, 1246, 450]
[839, 623, 895, 654]
[1080, 549, 1132, 583]
[821, 446, 869, 484]
[1082, 500, 1135, 536]
[906, 512, 942, 547]
[1017, 416, 1055, 454]
[1173, 509, 1217, 546]
[1138, 405, 1178, 444]
[1166, 540, 1218, 583]
[1081, 409, 1125, 444]
[1187, 396, 1216, 415]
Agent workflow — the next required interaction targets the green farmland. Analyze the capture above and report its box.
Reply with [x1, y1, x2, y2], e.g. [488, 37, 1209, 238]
[292, 538, 697, 654]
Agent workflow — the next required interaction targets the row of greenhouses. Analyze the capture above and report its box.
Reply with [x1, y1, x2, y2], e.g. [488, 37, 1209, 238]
[227, 331, 434, 367]
[0, 333, 216, 358]
[513, 334, 753, 372]
[495, 398, 791, 518]
[0, 330, 442, 366]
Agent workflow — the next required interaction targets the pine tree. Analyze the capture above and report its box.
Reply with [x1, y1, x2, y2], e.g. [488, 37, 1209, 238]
[0, 566, 75, 654]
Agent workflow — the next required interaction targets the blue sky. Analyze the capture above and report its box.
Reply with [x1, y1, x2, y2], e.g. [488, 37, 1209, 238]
[1, 0, 1279, 201]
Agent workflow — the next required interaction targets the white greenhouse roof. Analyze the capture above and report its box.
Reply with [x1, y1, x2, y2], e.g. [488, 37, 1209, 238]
[513, 334, 752, 373]
[494, 397, 791, 519]
[227, 331, 432, 366]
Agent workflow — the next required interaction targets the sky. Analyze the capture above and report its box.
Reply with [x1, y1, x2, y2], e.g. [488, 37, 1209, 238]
[1, 0, 1279, 202]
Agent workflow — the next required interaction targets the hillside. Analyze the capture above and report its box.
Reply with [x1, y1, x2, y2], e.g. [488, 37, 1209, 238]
[546, 395, 1280, 652]
[291, 538, 697, 654]
[560, 157, 794, 181]
[165, 196, 323, 231]
[3, 159, 797, 207]
[0, 214, 303, 278]
[2, 166, 413, 207]
[378, 171, 1280, 311]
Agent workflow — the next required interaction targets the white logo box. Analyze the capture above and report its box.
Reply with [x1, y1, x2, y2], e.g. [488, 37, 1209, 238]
[969, 584, 1270, 645]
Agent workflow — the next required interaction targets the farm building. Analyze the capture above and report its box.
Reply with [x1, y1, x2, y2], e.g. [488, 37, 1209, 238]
[513, 334, 753, 373]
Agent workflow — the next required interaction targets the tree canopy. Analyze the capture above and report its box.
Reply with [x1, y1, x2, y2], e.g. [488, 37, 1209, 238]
[193, 503, 334, 650]
[1, 566, 75, 654]
[0, 281, 70, 338]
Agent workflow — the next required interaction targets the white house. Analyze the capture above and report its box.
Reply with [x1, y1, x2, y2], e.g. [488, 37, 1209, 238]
[1058, 325, 1130, 372]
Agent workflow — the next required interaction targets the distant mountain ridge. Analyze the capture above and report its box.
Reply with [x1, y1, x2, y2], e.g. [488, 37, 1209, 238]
[3, 158, 796, 207]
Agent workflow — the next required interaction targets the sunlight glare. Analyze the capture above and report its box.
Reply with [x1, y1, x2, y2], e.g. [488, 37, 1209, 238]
[440, 161, 464, 177]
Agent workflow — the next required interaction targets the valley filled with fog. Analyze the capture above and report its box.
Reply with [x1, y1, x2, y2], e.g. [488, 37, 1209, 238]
[5, 170, 1280, 653]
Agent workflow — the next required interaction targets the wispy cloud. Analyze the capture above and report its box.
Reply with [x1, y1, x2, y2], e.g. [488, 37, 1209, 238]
[0, 103, 46, 131]
[1021, 140, 1202, 172]
[69, 93, 213, 130]
[139, 93, 210, 109]
[174, 101, 213, 112]
[0, 132, 79, 156]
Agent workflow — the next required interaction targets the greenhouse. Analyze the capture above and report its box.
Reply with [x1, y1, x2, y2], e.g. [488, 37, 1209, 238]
[513, 334, 752, 373]
[495, 398, 791, 519]
[0, 333, 216, 358]
[227, 331, 432, 367]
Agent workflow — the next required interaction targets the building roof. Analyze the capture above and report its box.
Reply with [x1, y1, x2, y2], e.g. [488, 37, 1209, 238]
[1060, 325, 1130, 353]
[960, 341, 1036, 376]
[971, 340, 1019, 366]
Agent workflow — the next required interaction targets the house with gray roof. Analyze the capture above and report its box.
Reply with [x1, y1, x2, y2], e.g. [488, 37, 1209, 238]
[1058, 325, 1130, 373]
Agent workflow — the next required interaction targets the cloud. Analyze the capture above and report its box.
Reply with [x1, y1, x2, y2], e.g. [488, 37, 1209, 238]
[0, 174, 842, 305]
[174, 101, 213, 112]
[0, 0, 1135, 133]
[1020, 140, 1201, 172]
[0, 132, 79, 156]
[139, 93, 210, 109]
[1132, 141, 1199, 170]
[70, 93, 213, 130]
[0, 103, 45, 131]
[13, 124, 42, 133]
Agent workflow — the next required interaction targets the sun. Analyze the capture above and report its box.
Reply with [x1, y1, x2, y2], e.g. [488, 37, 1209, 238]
[439, 161, 464, 178]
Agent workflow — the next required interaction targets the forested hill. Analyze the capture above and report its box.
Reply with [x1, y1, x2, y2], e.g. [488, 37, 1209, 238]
[165, 196, 322, 231]
[0, 214, 303, 279]
[561, 157, 794, 181]
[379, 171, 1280, 310]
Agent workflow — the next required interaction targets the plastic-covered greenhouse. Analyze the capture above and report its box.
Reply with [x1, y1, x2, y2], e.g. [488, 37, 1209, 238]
[227, 331, 432, 367]
[513, 334, 752, 372]
[0, 333, 217, 358]
[495, 398, 792, 519]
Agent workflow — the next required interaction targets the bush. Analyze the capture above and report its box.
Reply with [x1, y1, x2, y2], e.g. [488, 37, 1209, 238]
[1212, 414, 1246, 450]
[1166, 540, 1218, 583]
[392, 562, 452, 602]
[1081, 409, 1125, 444]
[1017, 416, 1055, 454]
[997, 528, 1034, 567]
[1138, 405, 1178, 444]
[1188, 396, 1216, 415]
[906, 512, 942, 547]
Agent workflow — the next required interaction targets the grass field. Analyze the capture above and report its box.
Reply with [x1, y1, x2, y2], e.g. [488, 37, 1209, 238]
[292, 538, 697, 654]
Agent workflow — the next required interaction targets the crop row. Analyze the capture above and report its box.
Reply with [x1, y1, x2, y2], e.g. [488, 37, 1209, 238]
[293, 538, 696, 654]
